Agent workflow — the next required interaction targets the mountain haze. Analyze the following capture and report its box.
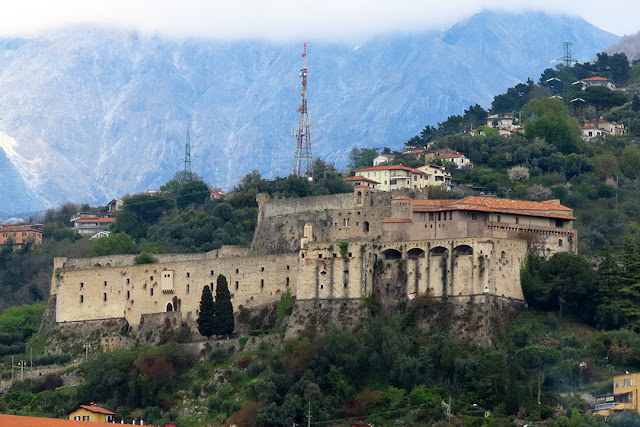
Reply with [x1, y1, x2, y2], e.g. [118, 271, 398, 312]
[0, 11, 620, 215]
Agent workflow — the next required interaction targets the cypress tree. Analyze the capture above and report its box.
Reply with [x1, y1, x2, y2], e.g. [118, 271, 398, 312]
[197, 285, 215, 338]
[213, 274, 234, 338]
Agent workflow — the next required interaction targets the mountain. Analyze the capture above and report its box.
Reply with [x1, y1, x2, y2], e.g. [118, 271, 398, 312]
[605, 30, 640, 60]
[0, 11, 620, 214]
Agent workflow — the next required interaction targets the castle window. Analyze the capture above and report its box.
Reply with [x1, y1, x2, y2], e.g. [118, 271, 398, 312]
[103, 293, 107, 302]
[186, 272, 190, 278]
[150, 276, 153, 281]
[348, 252, 352, 258]
[559, 239, 563, 247]
[443, 211, 447, 221]
[344, 283, 348, 288]
[236, 268, 239, 274]
[429, 213, 434, 221]
[211, 270, 214, 276]
[126, 278, 130, 284]
[187, 285, 190, 294]
[318, 254, 323, 258]
[286, 277, 290, 286]
[261, 279, 264, 289]
[449, 211, 452, 220]
[126, 291, 130, 299]
[261, 267, 264, 271]
[363, 221, 370, 232]
[515, 217, 520, 224]
[286, 265, 290, 270]
[210, 283, 214, 291]
[438, 212, 441, 221]
[497, 215, 501, 222]
[80, 295, 83, 303]
[471, 213, 477, 220]
[556, 219, 564, 228]
[104, 281, 107, 286]
[235, 281, 239, 290]
[320, 284, 324, 289]
[80, 282, 84, 289]
[150, 288, 154, 296]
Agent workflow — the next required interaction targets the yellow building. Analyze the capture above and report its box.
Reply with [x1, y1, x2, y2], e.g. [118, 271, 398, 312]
[69, 403, 116, 422]
[595, 373, 640, 416]
[417, 164, 452, 190]
[355, 165, 427, 191]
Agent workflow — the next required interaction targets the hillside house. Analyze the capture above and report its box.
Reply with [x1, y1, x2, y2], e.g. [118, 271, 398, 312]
[0, 223, 43, 246]
[355, 165, 427, 191]
[439, 153, 472, 168]
[69, 403, 116, 422]
[486, 113, 516, 130]
[0, 414, 143, 427]
[70, 212, 115, 236]
[107, 198, 123, 213]
[589, 117, 627, 136]
[595, 373, 640, 417]
[425, 147, 458, 162]
[417, 164, 452, 190]
[575, 76, 616, 90]
[373, 153, 395, 166]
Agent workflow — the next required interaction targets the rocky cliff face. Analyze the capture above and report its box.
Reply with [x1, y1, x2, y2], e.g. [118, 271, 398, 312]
[0, 12, 619, 214]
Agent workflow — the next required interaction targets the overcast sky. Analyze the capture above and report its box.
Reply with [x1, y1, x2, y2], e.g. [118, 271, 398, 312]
[0, 0, 637, 41]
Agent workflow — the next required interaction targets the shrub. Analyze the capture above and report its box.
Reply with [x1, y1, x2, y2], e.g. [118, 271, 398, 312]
[209, 347, 229, 365]
[134, 251, 158, 265]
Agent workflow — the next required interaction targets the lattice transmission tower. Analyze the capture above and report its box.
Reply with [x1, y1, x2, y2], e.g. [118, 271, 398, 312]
[292, 43, 313, 179]
[184, 126, 191, 172]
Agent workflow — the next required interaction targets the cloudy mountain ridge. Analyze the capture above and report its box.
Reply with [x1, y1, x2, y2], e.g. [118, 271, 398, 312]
[0, 11, 620, 215]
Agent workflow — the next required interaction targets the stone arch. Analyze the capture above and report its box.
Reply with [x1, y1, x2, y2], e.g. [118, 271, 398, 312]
[407, 248, 426, 259]
[382, 248, 402, 260]
[429, 246, 448, 256]
[363, 221, 370, 233]
[453, 245, 473, 256]
[166, 302, 173, 312]
[357, 191, 362, 204]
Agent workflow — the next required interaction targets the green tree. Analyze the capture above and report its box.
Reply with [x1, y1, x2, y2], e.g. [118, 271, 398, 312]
[213, 274, 234, 337]
[580, 86, 628, 118]
[525, 113, 581, 154]
[87, 232, 136, 257]
[197, 285, 216, 338]
[176, 180, 210, 210]
[518, 345, 560, 405]
[348, 147, 378, 170]
[621, 144, 640, 178]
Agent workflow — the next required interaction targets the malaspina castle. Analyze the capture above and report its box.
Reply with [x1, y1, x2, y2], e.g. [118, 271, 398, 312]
[48, 186, 576, 346]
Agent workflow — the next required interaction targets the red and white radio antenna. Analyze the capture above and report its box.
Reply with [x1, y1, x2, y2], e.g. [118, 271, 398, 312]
[292, 43, 313, 179]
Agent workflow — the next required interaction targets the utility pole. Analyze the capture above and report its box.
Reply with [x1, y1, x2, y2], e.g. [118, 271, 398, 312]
[307, 399, 311, 427]
[17, 360, 26, 381]
[83, 342, 92, 362]
[292, 43, 313, 180]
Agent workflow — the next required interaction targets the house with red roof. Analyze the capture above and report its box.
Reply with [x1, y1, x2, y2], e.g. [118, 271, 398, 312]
[0, 223, 43, 246]
[70, 212, 115, 236]
[342, 175, 380, 189]
[355, 165, 427, 191]
[574, 76, 616, 90]
[439, 153, 472, 168]
[373, 153, 395, 166]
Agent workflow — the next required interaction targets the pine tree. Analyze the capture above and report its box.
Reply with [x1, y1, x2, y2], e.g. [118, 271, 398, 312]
[213, 274, 234, 338]
[197, 285, 215, 338]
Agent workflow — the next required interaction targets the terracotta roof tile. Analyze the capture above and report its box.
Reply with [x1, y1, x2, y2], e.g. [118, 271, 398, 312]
[583, 76, 608, 81]
[439, 154, 465, 159]
[0, 414, 136, 426]
[79, 404, 116, 415]
[343, 176, 380, 183]
[392, 196, 411, 200]
[356, 165, 426, 175]
[382, 218, 413, 223]
[354, 184, 373, 188]
[74, 218, 116, 224]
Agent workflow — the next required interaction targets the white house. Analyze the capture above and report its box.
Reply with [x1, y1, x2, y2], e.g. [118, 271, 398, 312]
[439, 153, 472, 168]
[373, 154, 395, 166]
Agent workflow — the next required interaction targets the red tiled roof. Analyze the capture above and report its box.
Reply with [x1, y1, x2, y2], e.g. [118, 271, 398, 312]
[392, 196, 411, 200]
[382, 218, 413, 223]
[583, 76, 608, 81]
[409, 196, 574, 219]
[356, 165, 426, 175]
[1, 226, 40, 232]
[343, 176, 380, 184]
[78, 404, 116, 415]
[74, 218, 116, 224]
[354, 184, 373, 188]
[379, 154, 395, 158]
[439, 154, 465, 159]
[0, 414, 136, 427]
[76, 212, 113, 216]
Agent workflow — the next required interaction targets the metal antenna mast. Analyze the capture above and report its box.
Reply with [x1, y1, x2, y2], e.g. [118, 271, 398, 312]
[292, 43, 313, 179]
[184, 126, 192, 172]
[561, 42, 576, 67]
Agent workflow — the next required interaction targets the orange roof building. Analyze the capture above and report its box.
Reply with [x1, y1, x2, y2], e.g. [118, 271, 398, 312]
[355, 165, 427, 192]
[381, 196, 577, 256]
[0, 414, 136, 426]
[0, 224, 42, 246]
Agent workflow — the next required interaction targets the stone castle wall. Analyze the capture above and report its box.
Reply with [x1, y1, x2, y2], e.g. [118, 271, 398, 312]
[251, 188, 428, 254]
[55, 252, 298, 327]
[297, 237, 526, 302]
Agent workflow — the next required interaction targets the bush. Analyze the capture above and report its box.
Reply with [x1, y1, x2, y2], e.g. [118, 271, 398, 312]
[134, 251, 158, 265]
[209, 347, 229, 365]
